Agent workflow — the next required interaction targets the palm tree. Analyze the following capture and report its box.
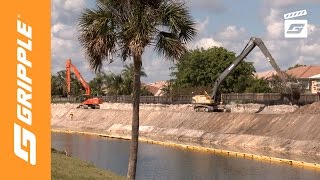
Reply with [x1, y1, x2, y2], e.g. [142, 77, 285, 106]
[78, 0, 196, 179]
[89, 72, 108, 96]
[56, 70, 67, 96]
[104, 73, 124, 95]
[121, 64, 147, 95]
[122, 64, 147, 79]
[51, 70, 81, 97]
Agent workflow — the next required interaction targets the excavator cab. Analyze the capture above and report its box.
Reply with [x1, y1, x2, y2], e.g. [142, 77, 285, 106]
[77, 96, 103, 109]
[192, 91, 229, 112]
[192, 91, 213, 105]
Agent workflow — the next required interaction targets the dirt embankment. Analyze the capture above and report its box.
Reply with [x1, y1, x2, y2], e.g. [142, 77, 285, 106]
[294, 102, 320, 114]
[51, 102, 320, 164]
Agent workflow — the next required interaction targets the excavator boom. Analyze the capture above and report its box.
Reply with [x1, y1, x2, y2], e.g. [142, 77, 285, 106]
[65, 59, 102, 109]
[193, 37, 300, 112]
[66, 59, 91, 96]
[211, 37, 287, 100]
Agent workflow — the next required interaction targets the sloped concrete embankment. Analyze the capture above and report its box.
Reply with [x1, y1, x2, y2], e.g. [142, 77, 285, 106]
[51, 103, 320, 164]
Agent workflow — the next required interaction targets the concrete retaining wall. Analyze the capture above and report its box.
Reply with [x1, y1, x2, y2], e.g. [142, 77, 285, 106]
[51, 103, 320, 164]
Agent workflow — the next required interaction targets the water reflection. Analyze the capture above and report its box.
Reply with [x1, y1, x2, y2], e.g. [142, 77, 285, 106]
[52, 132, 320, 180]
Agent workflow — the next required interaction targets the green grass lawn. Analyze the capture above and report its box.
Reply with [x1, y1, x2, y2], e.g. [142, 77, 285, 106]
[51, 149, 126, 180]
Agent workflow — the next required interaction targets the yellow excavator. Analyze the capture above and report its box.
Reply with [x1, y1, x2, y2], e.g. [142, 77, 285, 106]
[192, 37, 301, 112]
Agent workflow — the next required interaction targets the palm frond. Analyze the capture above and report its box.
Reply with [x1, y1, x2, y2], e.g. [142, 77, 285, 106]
[159, 2, 196, 43]
[78, 0, 196, 70]
[78, 5, 117, 72]
[155, 31, 187, 60]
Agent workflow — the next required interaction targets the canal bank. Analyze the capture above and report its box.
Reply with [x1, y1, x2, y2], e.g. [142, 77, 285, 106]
[52, 132, 320, 180]
[51, 148, 125, 180]
[51, 103, 320, 168]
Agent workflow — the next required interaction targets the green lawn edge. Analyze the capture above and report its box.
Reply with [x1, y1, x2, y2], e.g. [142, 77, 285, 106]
[51, 149, 126, 180]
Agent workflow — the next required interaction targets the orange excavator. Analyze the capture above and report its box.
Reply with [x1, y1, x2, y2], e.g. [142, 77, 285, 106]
[66, 59, 103, 109]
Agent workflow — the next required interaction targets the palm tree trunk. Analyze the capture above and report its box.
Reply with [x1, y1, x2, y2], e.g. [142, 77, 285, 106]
[127, 54, 141, 179]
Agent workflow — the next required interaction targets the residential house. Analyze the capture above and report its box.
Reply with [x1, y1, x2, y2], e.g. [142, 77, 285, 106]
[144, 81, 168, 96]
[256, 65, 320, 94]
[287, 66, 320, 94]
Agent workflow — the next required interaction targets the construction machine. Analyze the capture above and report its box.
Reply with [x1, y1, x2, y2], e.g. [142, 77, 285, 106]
[66, 59, 103, 109]
[192, 37, 301, 112]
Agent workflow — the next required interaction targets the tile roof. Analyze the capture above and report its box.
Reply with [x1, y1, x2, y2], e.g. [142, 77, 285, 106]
[144, 85, 159, 95]
[256, 66, 320, 79]
[286, 66, 320, 78]
[143, 81, 168, 96]
[255, 70, 277, 79]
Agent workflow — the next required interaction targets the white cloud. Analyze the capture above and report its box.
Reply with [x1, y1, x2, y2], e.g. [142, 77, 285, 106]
[195, 17, 209, 33]
[51, 23, 76, 40]
[51, 0, 320, 84]
[265, 0, 318, 8]
[191, 0, 320, 76]
[251, 3, 320, 72]
[190, 38, 222, 49]
[264, 8, 283, 39]
[142, 55, 174, 83]
[185, 0, 227, 13]
[64, 0, 85, 11]
[307, 24, 320, 43]
[51, 0, 93, 80]
[189, 25, 248, 55]
[218, 25, 246, 40]
[300, 43, 320, 57]
[51, 37, 73, 53]
[51, 0, 174, 83]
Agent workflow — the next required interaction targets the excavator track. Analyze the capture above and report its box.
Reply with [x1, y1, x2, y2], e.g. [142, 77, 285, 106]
[194, 104, 231, 112]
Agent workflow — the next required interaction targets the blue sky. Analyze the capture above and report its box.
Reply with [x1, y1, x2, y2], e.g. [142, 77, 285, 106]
[51, 0, 320, 83]
[199, 0, 319, 35]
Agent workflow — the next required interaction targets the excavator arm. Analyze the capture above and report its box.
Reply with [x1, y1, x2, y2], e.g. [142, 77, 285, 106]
[211, 37, 289, 101]
[193, 37, 300, 112]
[66, 59, 91, 96]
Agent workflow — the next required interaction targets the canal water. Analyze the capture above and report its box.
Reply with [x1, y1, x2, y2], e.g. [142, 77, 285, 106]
[52, 132, 320, 180]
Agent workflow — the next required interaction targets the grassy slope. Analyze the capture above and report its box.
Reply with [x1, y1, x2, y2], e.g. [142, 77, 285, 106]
[52, 151, 126, 180]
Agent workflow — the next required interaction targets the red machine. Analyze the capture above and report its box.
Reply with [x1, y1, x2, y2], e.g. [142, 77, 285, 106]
[66, 59, 103, 109]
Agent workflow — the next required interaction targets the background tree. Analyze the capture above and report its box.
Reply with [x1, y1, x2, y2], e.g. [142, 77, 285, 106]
[103, 73, 124, 95]
[51, 70, 82, 96]
[121, 64, 147, 95]
[51, 75, 63, 96]
[102, 64, 147, 95]
[52, 65, 150, 97]
[140, 87, 154, 96]
[269, 73, 302, 93]
[78, 1, 196, 179]
[170, 47, 256, 95]
[245, 77, 272, 93]
[89, 72, 107, 96]
[288, 64, 306, 70]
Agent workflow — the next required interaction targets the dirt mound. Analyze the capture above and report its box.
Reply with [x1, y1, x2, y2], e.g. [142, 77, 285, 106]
[295, 102, 320, 114]
[100, 103, 194, 112]
[228, 104, 298, 114]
